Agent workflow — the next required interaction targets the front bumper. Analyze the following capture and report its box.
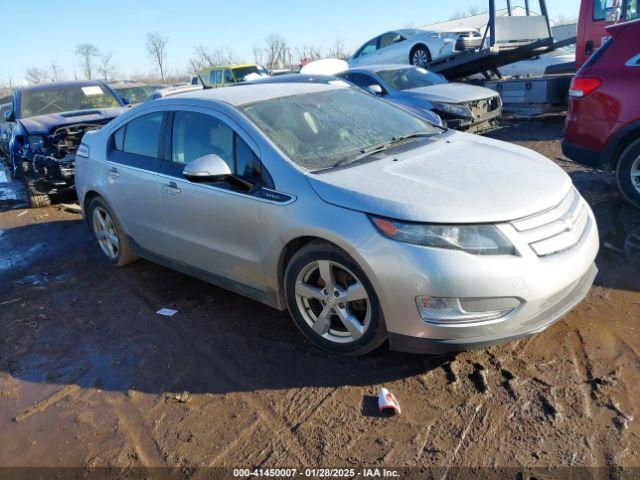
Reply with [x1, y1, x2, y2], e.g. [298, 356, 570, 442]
[388, 263, 597, 354]
[355, 199, 600, 354]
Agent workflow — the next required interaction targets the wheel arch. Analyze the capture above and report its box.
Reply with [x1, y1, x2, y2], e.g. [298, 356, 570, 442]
[612, 124, 640, 171]
[409, 43, 432, 64]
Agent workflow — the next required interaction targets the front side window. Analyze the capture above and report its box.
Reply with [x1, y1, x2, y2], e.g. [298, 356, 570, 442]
[115, 112, 163, 157]
[19, 84, 120, 118]
[348, 73, 381, 90]
[113, 85, 154, 104]
[627, 0, 639, 19]
[360, 38, 378, 57]
[223, 69, 235, 84]
[377, 68, 448, 91]
[241, 87, 439, 171]
[171, 111, 269, 186]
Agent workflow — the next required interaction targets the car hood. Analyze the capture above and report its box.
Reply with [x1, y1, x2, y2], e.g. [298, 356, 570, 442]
[403, 83, 498, 103]
[306, 132, 572, 224]
[18, 107, 126, 135]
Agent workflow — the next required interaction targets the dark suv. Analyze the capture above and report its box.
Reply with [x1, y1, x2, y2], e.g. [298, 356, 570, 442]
[562, 20, 640, 208]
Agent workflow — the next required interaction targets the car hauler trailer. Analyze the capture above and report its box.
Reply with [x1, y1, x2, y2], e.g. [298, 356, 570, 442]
[426, 0, 636, 115]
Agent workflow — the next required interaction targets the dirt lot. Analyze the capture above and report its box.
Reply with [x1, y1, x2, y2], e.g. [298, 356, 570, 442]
[0, 117, 639, 478]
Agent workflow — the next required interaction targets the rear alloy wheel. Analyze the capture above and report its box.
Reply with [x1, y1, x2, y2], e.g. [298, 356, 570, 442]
[87, 197, 138, 267]
[285, 242, 386, 355]
[616, 138, 640, 209]
[410, 46, 431, 68]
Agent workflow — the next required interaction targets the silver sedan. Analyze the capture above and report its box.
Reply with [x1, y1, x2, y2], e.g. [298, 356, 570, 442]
[75, 82, 599, 356]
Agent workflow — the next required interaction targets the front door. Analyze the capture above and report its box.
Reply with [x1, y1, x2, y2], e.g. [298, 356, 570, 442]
[157, 108, 275, 292]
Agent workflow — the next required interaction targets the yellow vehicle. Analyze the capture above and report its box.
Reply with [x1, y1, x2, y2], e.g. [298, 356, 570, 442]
[200, 64, 269, 88]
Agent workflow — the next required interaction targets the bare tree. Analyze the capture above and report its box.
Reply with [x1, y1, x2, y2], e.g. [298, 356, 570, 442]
[50, 62, 64, 82]
[25, 67, 50, 84]
[327, 38, 349, 60]
[449, 6, 489, 20]
[264, 34, 292, 70]
[252, 42, 264, 65]
[190, 44, 236, 71]
[296, 45, 323, 65]
[146, 32, 169, 82]
[99, 52, 116, 81]
[75, 44, 100, 79]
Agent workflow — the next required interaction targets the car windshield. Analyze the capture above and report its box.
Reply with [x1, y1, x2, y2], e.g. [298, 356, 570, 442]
[241, 87, 439, 171]
[113, 85, 154, 104]
[233, 66, 268, 82]
[377, 68, 448, 91]
[20, 85, 120, 118]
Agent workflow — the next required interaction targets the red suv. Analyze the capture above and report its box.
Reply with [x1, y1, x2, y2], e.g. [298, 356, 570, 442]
[563, 19, 640, 208]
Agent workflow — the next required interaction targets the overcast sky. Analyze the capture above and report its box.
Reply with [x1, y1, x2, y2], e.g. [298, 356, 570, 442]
[0, 0, 581, 85]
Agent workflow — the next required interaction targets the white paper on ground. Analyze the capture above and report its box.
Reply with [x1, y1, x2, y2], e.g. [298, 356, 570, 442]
[157, 308, 178, 317]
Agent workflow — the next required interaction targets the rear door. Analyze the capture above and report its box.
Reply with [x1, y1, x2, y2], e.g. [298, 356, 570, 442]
[104, 111, 166, 252]
[157, 108, 276, 291]
[377, 32, 407, 64]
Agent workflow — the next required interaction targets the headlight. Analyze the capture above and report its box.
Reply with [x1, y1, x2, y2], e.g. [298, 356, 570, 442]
[431, 101, 474, 119]
[27, 135, 46, 152]
[370, 216, 516, 255]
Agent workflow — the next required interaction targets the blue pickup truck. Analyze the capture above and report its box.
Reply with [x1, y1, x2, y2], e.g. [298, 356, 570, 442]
[1, 81, 126, 207]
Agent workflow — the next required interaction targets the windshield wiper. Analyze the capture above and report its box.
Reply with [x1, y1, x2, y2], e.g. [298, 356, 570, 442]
[332, 131, 433, 168]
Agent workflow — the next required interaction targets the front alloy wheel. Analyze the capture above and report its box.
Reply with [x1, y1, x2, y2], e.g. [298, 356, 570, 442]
[285, 241, 387, 355]
[295, 260, 370, 343]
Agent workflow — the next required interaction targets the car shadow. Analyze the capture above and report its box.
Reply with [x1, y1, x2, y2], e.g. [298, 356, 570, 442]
[0, 218, 454, 398]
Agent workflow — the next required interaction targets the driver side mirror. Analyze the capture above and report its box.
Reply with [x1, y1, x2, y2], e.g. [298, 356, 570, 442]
[183, 154, 256, 191]
[4, 109, 14, 122]
[367, 84, 384, 96]
[183, 154, 232, 181]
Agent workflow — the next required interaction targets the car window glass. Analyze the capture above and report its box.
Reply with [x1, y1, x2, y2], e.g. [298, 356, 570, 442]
[235, 134, 263, 184]
[113, 126, 125, 150]
[627, 0, 638, 19]
[593, 0, 606, 20]
[379, 33, 403, 49]
[349, 73, 379, 90]
[172, 111, 233, 169]
[224, 69, 235, 83]
[215, 70, 223, 84]
[361, 38, 378, 56]
[122, 113, 163, 157]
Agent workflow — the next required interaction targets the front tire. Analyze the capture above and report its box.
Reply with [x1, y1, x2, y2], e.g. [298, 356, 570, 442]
[284, 241, 387, 356]
[616, 138, 640, 209]
[410, 45, 431, 68]
[87, 196, 138, 267]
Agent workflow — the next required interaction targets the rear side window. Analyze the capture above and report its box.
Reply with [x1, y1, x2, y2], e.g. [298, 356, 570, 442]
[224, 69, 235, 83]
[210, 70, 223, 85]
[627, 0, 639, 19]
[114, 112, 163, 157]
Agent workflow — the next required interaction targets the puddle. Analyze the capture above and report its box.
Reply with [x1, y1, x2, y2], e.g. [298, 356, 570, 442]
[0, 243, 46, 273]
[0, 166, 28, 211]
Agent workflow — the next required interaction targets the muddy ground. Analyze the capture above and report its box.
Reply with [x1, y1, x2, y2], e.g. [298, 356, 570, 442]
[0, 117, 639, 478]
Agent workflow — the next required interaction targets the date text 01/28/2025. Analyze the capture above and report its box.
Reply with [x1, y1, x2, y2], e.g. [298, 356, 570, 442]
[232, 468, 400, 477]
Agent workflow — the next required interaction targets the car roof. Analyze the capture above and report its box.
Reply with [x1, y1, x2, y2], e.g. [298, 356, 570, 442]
[110, 82, 149, 89]
[165, 82, 343, 106]
[17, 80, 107, 93]
[245, 73, 341, 84]
[204, 64, 262, 71]
[349, 64, 417, 73]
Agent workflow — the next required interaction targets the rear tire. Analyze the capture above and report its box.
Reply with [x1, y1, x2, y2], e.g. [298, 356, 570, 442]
[284, 241, 387, 356]
[87, 196, 138, 267]
[616, 138, 640, 209]
[410, 45, 431, 68]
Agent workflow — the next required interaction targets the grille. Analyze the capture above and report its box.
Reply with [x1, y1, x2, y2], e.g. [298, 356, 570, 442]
[511, 188, 591, 257]
[455, 33, 482, 51]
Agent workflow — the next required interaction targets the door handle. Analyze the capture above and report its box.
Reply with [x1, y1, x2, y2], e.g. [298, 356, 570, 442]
[163, 181, 181, 195]
[107, 166, 119, 177]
